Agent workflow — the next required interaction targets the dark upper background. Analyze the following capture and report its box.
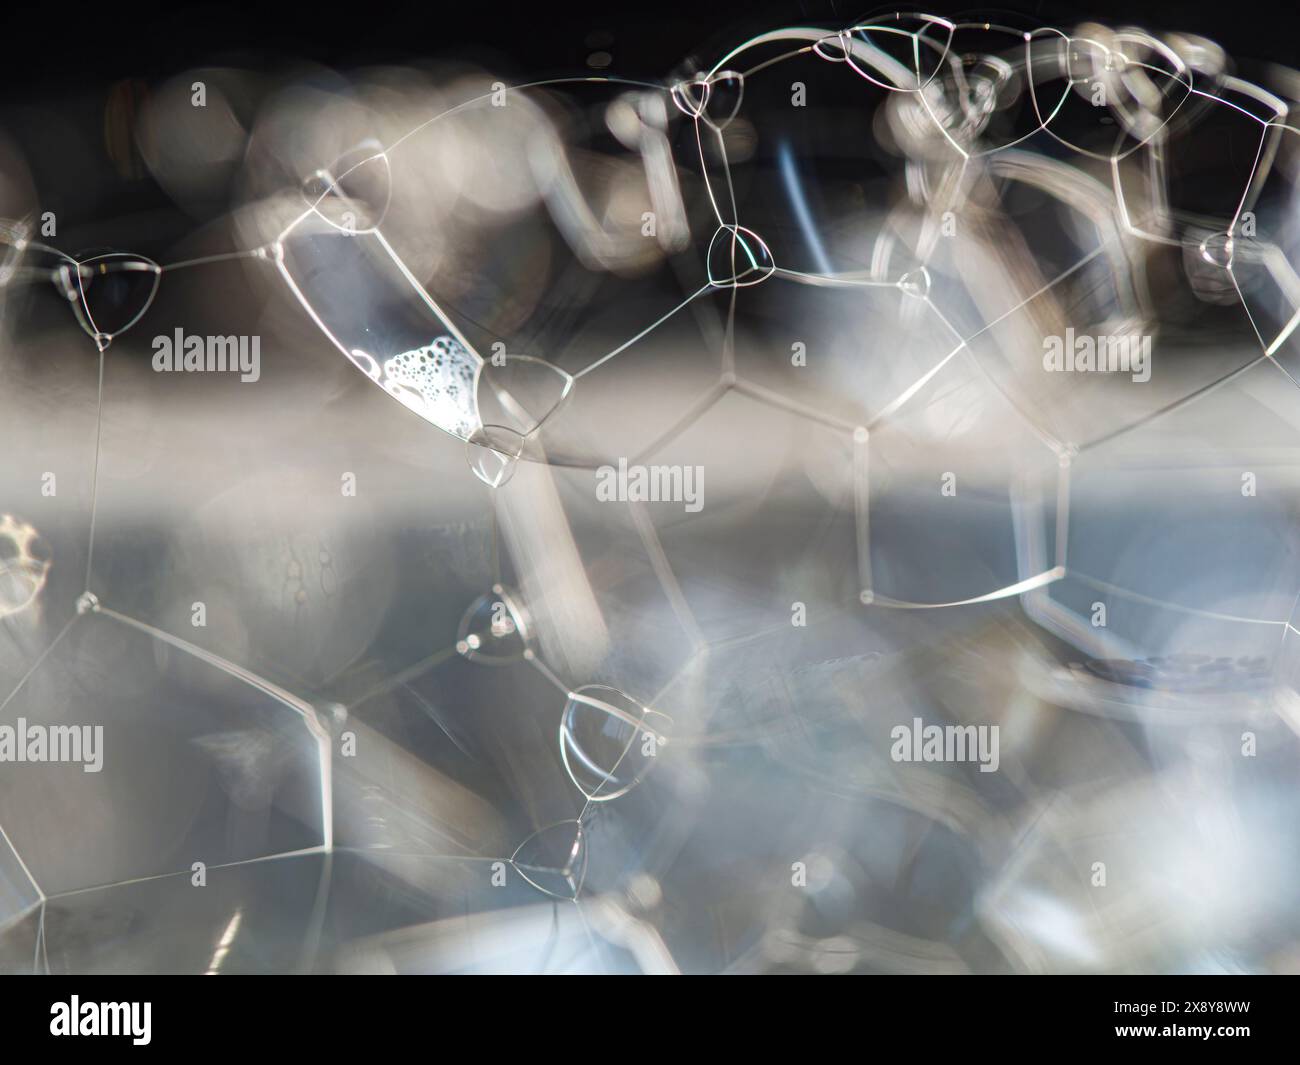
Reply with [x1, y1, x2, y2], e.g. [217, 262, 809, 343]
[5, 0, 1297, 92]
[0, 0, 1294, 256]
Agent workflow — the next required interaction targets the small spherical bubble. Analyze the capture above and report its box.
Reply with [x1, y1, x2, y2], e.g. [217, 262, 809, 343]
[456, 585, 533, 665]
[560, 684, 672, 801]
[898, 266, 931, 300]
[465, 424, 524, 488]
[706, 224, 774, 287]
[510, 820, 587, 900]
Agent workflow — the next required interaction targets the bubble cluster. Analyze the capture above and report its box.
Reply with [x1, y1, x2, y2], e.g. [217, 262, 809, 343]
[3, 10, 1300, 973]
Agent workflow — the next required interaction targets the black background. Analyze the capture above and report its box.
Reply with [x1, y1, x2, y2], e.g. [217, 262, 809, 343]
[1, 0, 1292, 249]
[3, 974, 1291, 1048]
[5, 1, 1297, 92]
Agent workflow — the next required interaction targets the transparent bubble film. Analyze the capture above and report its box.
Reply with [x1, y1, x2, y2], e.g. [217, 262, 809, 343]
[2, 8, 1300, 976]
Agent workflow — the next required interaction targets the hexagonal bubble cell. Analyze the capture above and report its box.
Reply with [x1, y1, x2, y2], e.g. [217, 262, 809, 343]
[1024, 27, 1192, 163]
[5, 843, 637, 973]
[1231, 123, 1300, 381]
[889, 20, 1068, 159]
[0, 612, 329, 902]
[30, 851, 331, 975]
[560, 684, 671, 802]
